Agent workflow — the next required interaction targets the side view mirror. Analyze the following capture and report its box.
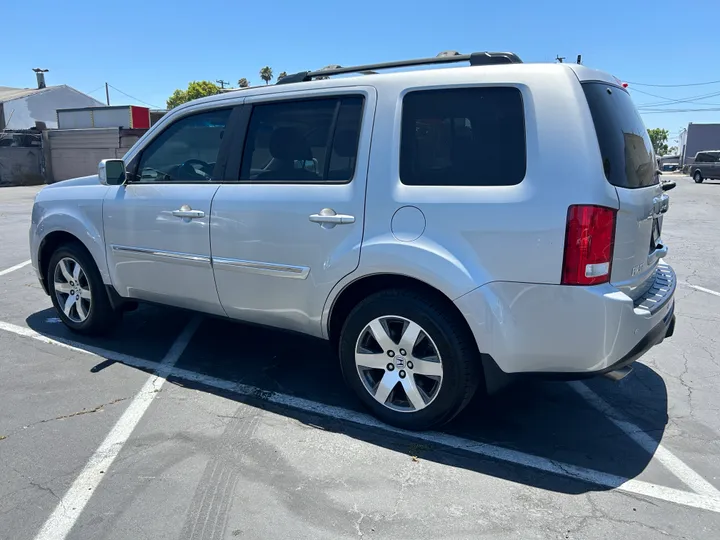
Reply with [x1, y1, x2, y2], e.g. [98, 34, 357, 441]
[98, 159, 127, 185]
[661, 180, 676, 192]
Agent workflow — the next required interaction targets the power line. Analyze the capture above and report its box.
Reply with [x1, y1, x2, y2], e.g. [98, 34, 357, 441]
[640, 108, 720, 114]
[84, 85, 106, 95]
[627, 79, 720, 88]
[632, 87, 720, 109]
[107, 84, 161, 109]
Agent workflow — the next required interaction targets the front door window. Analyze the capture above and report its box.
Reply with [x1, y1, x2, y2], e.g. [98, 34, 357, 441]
[135, 108, 231, 182]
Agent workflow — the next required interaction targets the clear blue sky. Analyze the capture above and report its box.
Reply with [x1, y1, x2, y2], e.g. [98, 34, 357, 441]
[5, 0, 719, 148]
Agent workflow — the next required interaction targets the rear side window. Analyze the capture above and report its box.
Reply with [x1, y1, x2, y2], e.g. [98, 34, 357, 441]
[239, 96, 364, 182]
[582, 83, 657, 189]
[400, 87, 526, 186]
[695, 152, 718, 163]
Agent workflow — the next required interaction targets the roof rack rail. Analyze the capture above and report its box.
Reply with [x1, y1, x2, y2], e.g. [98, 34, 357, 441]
[276, 50, 523, 85]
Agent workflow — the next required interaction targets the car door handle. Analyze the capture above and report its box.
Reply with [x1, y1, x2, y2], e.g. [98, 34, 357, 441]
[172, 207, 205, 219]
[309, 208, 355, 229]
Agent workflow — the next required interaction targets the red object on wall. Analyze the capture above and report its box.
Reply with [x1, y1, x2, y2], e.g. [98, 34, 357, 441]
[130, 106, 150, 129]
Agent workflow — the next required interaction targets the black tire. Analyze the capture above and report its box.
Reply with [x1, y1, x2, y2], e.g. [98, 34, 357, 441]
[47, 242, 120, 335]
[694, 171, 704, 183]
[339, 289, 481, 430]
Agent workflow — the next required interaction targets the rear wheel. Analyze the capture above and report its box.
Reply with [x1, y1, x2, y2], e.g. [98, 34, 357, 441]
[339, 289, 480, 430]
[48, 243, 119, 335]
[694, 171, 704, 183]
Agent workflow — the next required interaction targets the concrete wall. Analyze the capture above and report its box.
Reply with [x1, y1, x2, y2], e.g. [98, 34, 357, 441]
[0, 147, 44, 186]
[2, 87, 104, 130]
[47, 127, 145, 183]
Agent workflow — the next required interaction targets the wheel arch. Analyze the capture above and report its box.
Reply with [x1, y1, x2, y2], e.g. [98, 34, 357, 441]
[38, 231, 91, 292]
[326, 272, 510, 396]
[326, 273, 464, 345]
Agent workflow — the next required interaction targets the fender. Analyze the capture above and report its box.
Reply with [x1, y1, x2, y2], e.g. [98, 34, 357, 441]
[31, 179, 111, 285]
[320, 233, 491, 339]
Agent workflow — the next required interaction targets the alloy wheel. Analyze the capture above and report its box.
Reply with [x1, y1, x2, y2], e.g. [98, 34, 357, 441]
[53, 257, 92, 323]
[355, 315, 443, 413]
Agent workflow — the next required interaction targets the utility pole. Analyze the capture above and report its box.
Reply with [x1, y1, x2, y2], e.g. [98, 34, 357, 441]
[105, 82, 110, 106]
[216, 79, 230, 89]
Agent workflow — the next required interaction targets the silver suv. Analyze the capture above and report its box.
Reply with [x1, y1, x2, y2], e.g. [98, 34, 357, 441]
[29, 52, 676, 430]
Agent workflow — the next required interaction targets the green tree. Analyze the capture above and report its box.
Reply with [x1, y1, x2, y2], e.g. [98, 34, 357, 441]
[166, 80, 221, 109]
[259, 66, 273, 85]
[668, 146, 678, 155]
[237, 78, 250, 88]
[647, 128, 670, 156]
[278, 71, 287, 80]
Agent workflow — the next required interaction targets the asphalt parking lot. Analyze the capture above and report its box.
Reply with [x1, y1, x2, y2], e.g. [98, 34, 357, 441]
[1, 176, 719, 540]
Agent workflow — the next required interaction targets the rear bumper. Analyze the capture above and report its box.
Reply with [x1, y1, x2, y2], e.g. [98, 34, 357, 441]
[595, 306, 675, 375]
[454, 261, 676, 375]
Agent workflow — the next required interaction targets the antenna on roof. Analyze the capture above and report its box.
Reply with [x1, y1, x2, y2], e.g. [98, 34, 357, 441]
[555, 55, 565, 63]
[576, 54, 582, 64]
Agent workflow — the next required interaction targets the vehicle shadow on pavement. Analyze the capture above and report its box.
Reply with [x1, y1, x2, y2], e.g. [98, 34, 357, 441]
[26, 307, 670, 496]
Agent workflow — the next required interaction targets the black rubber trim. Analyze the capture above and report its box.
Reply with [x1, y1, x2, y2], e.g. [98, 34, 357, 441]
[38, 275, 49, 295]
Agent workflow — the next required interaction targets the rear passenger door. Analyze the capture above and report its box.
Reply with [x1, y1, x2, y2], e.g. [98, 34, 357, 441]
[210, 87, 376, 336]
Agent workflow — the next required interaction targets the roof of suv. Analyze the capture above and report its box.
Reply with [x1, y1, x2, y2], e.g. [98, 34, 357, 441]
[172, 53, 622, 113]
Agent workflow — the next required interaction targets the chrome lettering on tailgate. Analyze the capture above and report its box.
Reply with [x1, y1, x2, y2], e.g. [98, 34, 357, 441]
[632, 262, 646, 276]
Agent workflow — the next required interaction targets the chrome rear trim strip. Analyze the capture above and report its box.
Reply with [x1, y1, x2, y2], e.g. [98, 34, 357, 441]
[212, 257, 309, 279]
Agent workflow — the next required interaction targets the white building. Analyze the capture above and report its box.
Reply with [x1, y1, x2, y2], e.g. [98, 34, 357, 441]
[0, 84, 103, 130]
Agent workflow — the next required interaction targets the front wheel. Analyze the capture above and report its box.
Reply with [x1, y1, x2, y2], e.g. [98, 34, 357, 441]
[694, 171, 704, 183]
[47, 243, 119, 335]
[339, 289, 481, 430]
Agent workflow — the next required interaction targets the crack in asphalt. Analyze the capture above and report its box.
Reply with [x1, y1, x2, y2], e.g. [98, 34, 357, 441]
[1, 397, 131, 440]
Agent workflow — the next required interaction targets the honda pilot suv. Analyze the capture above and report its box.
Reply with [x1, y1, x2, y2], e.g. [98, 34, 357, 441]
[29, 51, 676, 430]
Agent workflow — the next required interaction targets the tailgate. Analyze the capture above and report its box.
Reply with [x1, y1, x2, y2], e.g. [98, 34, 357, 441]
[581, 81, 669, 301]
[613, 186, 669, 300]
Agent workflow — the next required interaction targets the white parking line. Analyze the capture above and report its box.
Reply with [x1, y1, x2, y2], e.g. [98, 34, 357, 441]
[679, 281, 720, 298]
[568, 381, 720, 498]
[0, 259, 31, 277]
[1, 320, 720, 515]
[31, 317, 201, 540]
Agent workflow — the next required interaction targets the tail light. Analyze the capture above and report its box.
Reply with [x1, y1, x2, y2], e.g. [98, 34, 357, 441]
[561, 205, 617, 285]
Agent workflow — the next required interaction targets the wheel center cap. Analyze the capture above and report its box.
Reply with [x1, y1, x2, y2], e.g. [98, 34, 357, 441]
[395, 356, 405, 368]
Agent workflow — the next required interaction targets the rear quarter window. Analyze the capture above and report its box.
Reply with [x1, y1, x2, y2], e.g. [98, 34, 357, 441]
[582, 82, 657, 189]
[400, 87, 526, 186]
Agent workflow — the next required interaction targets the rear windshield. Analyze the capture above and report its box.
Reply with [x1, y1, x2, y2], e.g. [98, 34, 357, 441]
[582, 82, 657, 189]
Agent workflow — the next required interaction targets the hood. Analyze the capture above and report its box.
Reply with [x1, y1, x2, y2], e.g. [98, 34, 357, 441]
[45, 175, 102, 189]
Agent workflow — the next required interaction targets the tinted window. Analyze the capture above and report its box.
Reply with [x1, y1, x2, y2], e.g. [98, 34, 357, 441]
[695, 152, 717, 163]
[240, 96, 364, 182]
[582, 83, 657, 189]
[400, 87, 526, 186]
[135, 108, 231, 182]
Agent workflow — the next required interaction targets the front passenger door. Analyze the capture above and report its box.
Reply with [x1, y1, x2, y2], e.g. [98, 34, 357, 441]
[103, 106, 235, 315]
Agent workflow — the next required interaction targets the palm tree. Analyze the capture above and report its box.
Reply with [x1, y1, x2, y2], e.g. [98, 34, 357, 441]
[278, 71, 287, 80]
[259, 66, 273, 85]
[237, 78, 250, 88]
